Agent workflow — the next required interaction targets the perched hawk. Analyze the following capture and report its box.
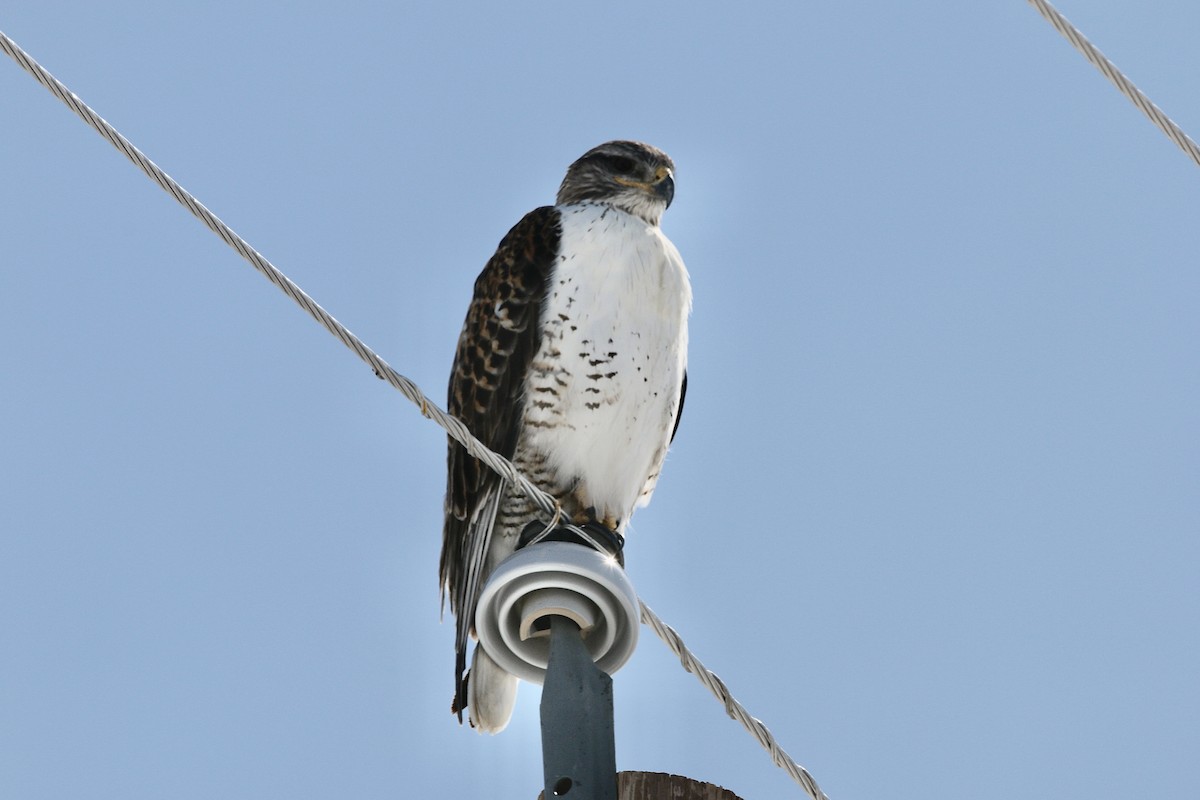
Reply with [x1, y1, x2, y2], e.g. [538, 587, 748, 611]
[441, 140, 691, 733]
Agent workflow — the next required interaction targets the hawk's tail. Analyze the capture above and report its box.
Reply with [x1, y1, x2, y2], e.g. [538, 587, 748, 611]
[466, 645, 518, 734]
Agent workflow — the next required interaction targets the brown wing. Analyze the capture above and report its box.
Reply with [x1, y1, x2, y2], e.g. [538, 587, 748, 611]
[440, 206, 561, 714]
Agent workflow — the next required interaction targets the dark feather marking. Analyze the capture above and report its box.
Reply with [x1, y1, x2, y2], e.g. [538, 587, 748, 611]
[441, 206, 560, 721]
[670, 370, 687, 443]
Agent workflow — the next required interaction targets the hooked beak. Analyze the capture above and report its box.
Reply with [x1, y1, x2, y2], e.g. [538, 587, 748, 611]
[656, 171, 675, 208]
[615, 165, 675, 208]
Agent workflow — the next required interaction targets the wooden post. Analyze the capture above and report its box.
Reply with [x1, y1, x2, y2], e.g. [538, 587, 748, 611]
[539, 771, 744, 800]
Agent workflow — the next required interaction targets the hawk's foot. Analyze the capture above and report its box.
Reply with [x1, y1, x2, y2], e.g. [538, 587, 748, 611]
[517, 516, 625, 566]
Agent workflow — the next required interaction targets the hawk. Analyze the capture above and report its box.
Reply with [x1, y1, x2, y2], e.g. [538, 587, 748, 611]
[441, 140, 691, 733]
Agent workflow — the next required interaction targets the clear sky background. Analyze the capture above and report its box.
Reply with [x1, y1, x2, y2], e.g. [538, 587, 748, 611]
[2, 3, 1197, 798]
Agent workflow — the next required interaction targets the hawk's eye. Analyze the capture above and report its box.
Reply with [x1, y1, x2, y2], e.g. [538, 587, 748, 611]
[606, 155, 637, 175]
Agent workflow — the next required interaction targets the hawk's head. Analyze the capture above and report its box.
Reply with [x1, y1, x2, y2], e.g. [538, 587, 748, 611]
[557, 141, 675, 226]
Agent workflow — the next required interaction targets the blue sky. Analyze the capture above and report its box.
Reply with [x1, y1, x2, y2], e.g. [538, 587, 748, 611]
[2, 3, 1197, 798]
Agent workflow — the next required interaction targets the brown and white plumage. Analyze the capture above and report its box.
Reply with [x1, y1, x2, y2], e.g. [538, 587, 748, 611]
[441, 141, 691, 732]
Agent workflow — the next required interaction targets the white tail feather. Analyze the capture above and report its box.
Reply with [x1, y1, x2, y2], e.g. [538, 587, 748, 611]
[468, 645, 519, 734]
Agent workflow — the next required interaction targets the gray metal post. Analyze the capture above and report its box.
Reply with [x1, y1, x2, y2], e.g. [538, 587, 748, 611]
[539, 615, 617, 800]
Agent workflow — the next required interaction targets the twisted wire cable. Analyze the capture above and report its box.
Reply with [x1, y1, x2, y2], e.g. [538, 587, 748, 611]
[0, 29, 559, 527]
[2, 28, 827, 797]
[640, 602, 830, 800]
[1027, 0, 1200, 168]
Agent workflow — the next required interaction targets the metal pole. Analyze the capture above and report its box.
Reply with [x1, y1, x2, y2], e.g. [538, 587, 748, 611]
[539, 615, 617, 800]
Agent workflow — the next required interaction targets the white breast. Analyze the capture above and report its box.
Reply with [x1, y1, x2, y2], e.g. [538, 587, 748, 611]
[521, 203, 691, 529]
